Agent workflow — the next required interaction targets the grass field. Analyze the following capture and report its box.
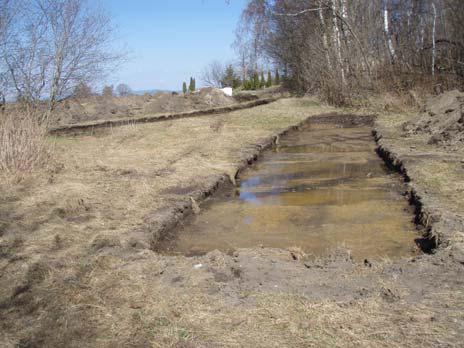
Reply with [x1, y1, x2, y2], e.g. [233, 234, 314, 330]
[1, 98, 463, 347]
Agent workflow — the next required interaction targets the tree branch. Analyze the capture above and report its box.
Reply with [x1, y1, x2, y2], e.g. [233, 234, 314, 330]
[272, 7, 328, 17]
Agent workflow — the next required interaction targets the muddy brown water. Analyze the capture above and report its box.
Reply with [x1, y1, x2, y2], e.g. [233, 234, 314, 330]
[162, 117, 419, 260]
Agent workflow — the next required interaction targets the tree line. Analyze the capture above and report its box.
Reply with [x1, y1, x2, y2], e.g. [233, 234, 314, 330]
[201, 61, 280, 91]
[234, 0, 464, 105]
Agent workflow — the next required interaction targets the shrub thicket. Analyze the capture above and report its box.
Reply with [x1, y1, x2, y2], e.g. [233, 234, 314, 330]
[0, 110, 52, 179]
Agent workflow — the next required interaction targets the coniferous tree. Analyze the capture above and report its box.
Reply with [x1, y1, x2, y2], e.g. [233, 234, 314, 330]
[275, 69, 280, 85]
[222, 65, 234, 87]
[253, 72, 260, 90]
[266, 71, 272, 88]
[260, 72, 266, 88]
[233, 78, 240, 89]
[221, 65, 242, 89]
[189, 77, 196, 92]
[183, 82, 187, 94]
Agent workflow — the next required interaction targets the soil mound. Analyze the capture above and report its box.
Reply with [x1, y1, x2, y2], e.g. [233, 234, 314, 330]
[54, 89, 236, 125]
[143, 89, 234, 115]
[404, 90, 464, 146]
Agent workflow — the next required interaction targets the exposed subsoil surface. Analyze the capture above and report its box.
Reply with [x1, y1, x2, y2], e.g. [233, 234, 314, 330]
[404, 90, 464, 147]
[0, 97, 463, 347]
[52, 88, 240, 126]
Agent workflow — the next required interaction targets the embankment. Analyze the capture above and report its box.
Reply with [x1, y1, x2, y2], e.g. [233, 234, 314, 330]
[49, 98, 278, 136]
[374, 118, 464, 263]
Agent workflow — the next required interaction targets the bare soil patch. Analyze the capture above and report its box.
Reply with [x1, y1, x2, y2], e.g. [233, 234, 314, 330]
[404, 90, 464, 147]
[52, 88, 239, 126]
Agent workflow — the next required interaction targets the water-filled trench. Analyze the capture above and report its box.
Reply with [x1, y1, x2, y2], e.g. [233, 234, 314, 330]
[162, 115, 419, 260]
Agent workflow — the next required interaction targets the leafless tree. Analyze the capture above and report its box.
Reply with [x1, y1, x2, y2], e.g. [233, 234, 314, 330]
[0, 0, 125, 120]
[201, 60, 225, 88]
[38, 0, 123, 113]
[0, 0, 16, 105]
[116, 83, 131, 97]
[102, 85, 114, 98]
[73, 82, 92, 98]
[237, 0, 464, 104]
[2, 1, 51, 104]
[234, 0, 270, 76]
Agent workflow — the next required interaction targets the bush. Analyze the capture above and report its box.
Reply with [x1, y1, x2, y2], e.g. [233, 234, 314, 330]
[0, 110, 52, 179]
[102, 85, 114, 98]
[320, 80, 350, 107]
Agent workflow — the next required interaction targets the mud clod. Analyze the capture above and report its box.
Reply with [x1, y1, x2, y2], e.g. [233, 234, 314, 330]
[231, 266, 242, 278]
[381, 287, 400, 303]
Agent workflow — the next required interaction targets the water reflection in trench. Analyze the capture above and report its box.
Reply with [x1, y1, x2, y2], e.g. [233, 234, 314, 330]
[163, 121, 419, 260]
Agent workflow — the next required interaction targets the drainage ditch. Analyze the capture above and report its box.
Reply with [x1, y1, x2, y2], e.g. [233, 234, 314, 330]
[158, 114, 422, 260]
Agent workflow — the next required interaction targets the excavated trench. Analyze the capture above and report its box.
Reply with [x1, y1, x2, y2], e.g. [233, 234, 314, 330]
[159, 115, 421, 260]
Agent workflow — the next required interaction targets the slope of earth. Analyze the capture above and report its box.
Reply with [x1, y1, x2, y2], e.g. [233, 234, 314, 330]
[403, 89, 464, 147]
[51, 88, 241, 126]
[0, 97, 463, 347]
[375, 95, 464, 261]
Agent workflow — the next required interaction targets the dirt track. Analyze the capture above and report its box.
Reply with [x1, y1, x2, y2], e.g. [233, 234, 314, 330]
[1, 98, 463, 347]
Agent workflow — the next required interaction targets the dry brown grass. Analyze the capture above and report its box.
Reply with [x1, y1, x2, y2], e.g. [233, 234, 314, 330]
[143, 292, 462, 347]
[57, 247, 461, 348]
[0, 110, 53, 181]
[0, 97, 338, 345]
[375, 110, 464, 216]
[1, 97, 462, 347]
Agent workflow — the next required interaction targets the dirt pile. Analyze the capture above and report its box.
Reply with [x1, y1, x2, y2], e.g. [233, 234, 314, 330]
[404, 90, 464, 146]
[142, 88, 234, 115]
[54, 88, 236, 125]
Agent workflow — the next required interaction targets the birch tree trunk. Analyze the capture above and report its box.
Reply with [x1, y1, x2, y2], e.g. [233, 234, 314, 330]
[318, 1, 331, 70]
[383, 0, 396, 63]
[431, 2, 437, 76]
[339, 0, 350, 76]
[48, 27, 66, 113]
[332, 0, 346, 85]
